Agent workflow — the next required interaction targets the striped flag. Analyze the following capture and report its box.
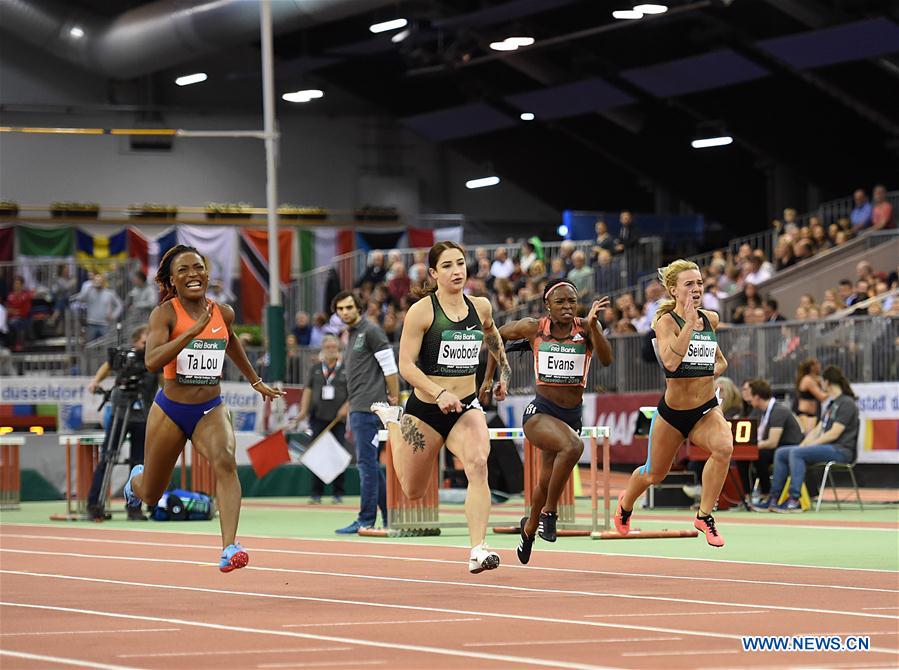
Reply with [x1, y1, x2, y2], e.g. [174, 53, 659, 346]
[75, 228, 128, 275]
[127, 227, 177, 278]
[239, 228, 294, 324]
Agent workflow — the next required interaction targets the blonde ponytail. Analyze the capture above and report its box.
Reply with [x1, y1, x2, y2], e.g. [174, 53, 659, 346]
[651, 259, 701, 329]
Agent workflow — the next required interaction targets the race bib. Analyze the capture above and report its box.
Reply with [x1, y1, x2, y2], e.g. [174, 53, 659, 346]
[176, 338, 226, 385]
[537, 342, 586, 384]
[436, 330, 483, 375]
[681, 332, 717, 370]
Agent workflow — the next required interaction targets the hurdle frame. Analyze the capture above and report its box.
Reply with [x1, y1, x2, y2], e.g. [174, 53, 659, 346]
[51, 433, 106, 521]
[0, 436, 24, 511]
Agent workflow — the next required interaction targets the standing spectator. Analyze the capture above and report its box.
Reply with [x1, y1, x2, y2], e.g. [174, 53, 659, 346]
[387, 263, 411, 306]
[292, 310, 312, 346]
[871, 184, 894, 230]
[332, 290, 398, 534]
[206, 278, 234, 305]
[558, 240, 577, 272]
[309, 312, 327, 348]
[593, 219, 616, 255]
[614, 211, 639, 284]
[548, 257, 567, 281]
[128, 271, 157, 321]
[850, 189, 872, 231]
[746, 380, 805, 510]
[766, 366, 859, 513]
[6, 275, 32, 351]
[294, 335, 349, 504]
[593, 249, 619, 295]
[490, 247, 514, 280]
[567, 250, 592, 300]
[49, 264, 77, 328]
[74, 273, 123, 342]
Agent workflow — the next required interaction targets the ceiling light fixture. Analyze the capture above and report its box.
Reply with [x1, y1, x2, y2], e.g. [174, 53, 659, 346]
[466, 176, 500, 189]
[370, 18, 408, 33]
[634, 4, 668, 14]
[691, 135, 733, 149]
[175, 73, 208, 86]
[282, 89, 324, 103]
[69, 26, 84, 39]
[489, 41, 519, 51]
[505, 37, 535, 47]
[612, 10, 643, 19]
[391, 28, 411, 43]
[520, 112, 535, 121]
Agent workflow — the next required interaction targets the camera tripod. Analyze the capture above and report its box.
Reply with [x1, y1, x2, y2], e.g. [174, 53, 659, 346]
[88, 385, 147, 520]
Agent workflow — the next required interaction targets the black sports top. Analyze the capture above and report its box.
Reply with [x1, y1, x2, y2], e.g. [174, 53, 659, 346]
[664, 311, 717, 379]
[417, 293, 483, 377]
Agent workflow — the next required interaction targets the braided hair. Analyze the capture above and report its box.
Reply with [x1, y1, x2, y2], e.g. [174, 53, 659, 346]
[155, 244, 204, 303]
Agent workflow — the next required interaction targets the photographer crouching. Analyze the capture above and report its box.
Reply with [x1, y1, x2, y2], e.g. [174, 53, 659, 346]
[86, 325, 159, 520]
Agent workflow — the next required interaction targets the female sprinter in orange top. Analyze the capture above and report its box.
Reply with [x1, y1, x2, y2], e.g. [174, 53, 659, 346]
[614, 260, 733, 546]
[124, 245, 283, 571]
[370, 241, 511, 574]
[482, 279, 612, 563]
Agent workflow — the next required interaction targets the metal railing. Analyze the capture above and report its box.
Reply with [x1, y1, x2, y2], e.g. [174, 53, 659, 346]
[798, 189, 899, 226]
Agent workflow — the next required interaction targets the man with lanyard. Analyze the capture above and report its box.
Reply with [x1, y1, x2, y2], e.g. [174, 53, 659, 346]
[746, 379, 804, 511]
[295, 334, 349, 504]
[331, 290, 399, 534]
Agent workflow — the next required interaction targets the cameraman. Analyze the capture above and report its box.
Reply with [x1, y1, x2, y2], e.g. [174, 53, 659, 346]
[86, 325, 159, 520]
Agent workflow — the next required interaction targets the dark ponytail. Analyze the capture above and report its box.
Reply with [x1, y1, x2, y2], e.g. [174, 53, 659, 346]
[822, 365, 855, 398]
[155, 244, 203, 303]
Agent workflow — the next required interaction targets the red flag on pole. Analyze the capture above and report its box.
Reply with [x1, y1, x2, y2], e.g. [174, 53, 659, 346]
[247, 430, 290, 479]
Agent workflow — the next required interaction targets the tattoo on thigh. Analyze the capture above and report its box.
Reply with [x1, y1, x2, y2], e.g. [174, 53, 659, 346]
[401, 416, 426, 454]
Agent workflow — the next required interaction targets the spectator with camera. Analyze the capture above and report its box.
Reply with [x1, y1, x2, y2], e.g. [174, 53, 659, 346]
[86, 325, 159, 520]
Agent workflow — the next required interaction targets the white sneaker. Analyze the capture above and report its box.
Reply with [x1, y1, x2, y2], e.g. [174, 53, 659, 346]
[468, 543, 500, 574]
[682, 484, 703, 500]
[371, 402, 403, 427]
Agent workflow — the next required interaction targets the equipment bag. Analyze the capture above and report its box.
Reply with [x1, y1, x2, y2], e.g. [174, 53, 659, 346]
[152, 489, 215, 521]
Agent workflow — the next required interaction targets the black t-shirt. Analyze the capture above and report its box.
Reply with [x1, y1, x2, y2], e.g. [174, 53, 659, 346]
[763, 400, 804, 446]
[823, 395, 859, 460]
[305, 361, 349, 422]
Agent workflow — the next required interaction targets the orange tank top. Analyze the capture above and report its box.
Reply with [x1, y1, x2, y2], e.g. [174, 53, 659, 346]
[163, 298, 229, 385]
[530, 316, 592, 387]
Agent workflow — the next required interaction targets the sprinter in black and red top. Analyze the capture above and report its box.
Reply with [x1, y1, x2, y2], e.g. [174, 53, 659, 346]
[482, 280, 612, 563]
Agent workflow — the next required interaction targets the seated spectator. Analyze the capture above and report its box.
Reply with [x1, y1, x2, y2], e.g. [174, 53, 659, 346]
[494, 278, 517, 312]
[409, 250, 427, 283]
[746, 380, 805, 510]
[206, 278, 234, 304]
[6, 275, 32, 351]
[846, 279, 870, 307]
[732, 283, 761, 324]
[850, 189, 872, 230]
[810, 221, 830, 252]
[355, 251, 387, 288]
[309, 312, 327, 348]
[744, 252, 773, 285]
[763, 366, 859, 513]
[548, 257, 567, 281]
[701, 277, 721, 312]
[798, 294, 816, 312]
[794, 306, 808, 321]
[763, 298, 785, 322]
[871, 184, 894, 230]
[292, 310, 312, 346]
[387, 262, 411, 306]
[593, 219, 617, 255]
[519, 240, 537, 274]
[774, 236, 798, 271]
[567, 250, 592, 300]
[559, 240, 576, 271]
[593, 248, 618, 294]
[490, 247, 514, 280]
[837, 279, 853, 306]
[793, 239, 814, 262]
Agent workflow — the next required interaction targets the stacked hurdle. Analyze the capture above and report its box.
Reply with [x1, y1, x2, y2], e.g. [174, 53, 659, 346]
[0, 436, 23, 510]
[359, 426, 611, 538]
[179, 444, 216, 496]
[51, 433, 106, 520]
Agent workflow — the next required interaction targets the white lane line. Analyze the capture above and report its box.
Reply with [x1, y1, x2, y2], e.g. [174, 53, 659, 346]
[622, 649, 742, 657]
[0, 601, 620, 670]
[3, 523, 897, 574]
[585, 611, 769, 618]
[863, 607, 899, 610]
[5, 570, 899, 656]
[2, 532, 894, 594]
[3, 550, 895, 622]
[119, 648, 351, 659]
[697, 663, 899, 670]
[2, 628, 179, 636]
[465, 637, 683, 648]
[0, 649, 142, 670]
[283, 618, 480, 628]
[257, 662, 385, 669]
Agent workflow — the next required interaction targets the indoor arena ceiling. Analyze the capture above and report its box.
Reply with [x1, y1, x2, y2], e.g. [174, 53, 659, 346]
[3, 0, 898, 233]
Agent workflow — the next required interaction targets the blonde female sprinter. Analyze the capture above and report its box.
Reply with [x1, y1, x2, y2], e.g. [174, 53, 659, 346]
[371, 241, 511, 573]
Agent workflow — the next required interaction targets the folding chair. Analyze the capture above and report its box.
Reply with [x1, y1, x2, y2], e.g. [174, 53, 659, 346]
[810, 461, 863, 512]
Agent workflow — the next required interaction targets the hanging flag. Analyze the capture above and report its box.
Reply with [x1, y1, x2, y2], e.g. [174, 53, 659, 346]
[239, 228, 294, 324]
[0, 226, 13, 262]
[177, 225, 237, 287]
[16, 225, 75, 288]
[75, 228, 128, 275]
[128, 227, 177, 278]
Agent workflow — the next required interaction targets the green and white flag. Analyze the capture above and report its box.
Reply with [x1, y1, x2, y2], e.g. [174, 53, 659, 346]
[16, 225, 75, 289]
